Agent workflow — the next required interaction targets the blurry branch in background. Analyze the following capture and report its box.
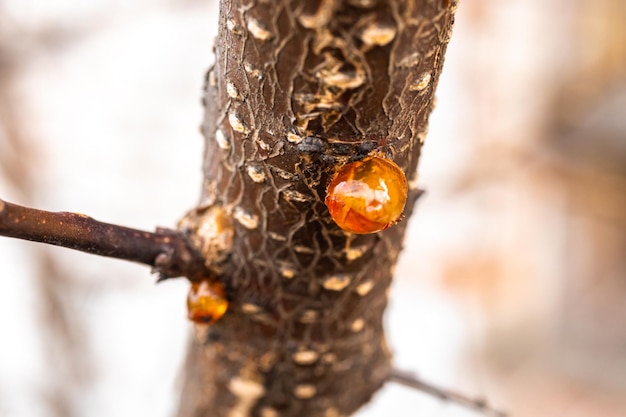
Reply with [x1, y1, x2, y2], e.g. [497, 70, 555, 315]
[390, 369, 507, 417]
[0, 199, 209, 281]
[0, 17, 93, 415]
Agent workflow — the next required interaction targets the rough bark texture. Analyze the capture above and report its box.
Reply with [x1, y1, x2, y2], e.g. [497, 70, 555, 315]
[177, 1, 457, 416]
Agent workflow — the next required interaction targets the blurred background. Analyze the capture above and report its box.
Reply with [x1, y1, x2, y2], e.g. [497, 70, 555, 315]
[0, 1, 624, 416]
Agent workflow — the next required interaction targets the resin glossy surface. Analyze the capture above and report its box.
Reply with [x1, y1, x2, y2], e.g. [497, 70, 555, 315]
[325, 156, 407, 234]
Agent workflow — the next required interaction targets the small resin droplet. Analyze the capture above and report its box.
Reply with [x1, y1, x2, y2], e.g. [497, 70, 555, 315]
[325, 156, 407, 234]
[187, 280, 228, 325]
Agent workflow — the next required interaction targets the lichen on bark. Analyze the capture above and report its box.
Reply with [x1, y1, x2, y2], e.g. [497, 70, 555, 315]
[176, 1, 457, 416]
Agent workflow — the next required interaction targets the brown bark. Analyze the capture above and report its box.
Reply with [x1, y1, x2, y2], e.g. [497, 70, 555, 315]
[176, 1, 457, 416]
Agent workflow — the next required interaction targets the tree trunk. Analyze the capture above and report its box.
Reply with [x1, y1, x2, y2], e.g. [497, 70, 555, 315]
[176, 1, 457, 416]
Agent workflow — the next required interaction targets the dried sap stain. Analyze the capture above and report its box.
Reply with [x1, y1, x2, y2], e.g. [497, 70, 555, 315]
[325, 156, 407, 234]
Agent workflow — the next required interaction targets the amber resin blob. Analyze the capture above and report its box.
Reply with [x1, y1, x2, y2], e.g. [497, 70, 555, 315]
[187, 280, 228, 325]
[325, 156, 408, 234]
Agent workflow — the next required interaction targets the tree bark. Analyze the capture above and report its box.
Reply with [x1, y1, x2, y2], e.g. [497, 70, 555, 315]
[176, 1, 457, 416]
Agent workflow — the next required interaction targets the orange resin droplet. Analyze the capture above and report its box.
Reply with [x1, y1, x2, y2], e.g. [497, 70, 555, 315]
[187, 280, 228, 325]
[325, 156, 407, 234]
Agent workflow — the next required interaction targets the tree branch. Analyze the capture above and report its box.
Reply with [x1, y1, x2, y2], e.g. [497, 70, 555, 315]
[0, 198, 208, 280]
[389, 369, 507, 417]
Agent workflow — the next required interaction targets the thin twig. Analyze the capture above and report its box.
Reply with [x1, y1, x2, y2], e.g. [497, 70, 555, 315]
[0, 198, 208, 281]
[389, 369, 507, 417]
